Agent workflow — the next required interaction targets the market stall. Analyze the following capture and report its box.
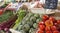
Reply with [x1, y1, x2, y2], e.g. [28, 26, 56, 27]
[0, 0, 60, 33]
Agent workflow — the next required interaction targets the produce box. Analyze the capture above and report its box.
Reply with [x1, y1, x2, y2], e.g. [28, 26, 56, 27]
[0, 9, 18, 31]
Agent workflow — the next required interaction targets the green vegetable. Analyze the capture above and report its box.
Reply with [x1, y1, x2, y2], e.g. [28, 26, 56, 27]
[30, 16, 36, 23]
[21, 21, 27, 25]
[20, 30, 26, 33]
[28, 13, 34, 17]
[36, 18, 42, 23]
[30, 31, 36, 33]
[34, 14, 40, 18]
[17, 25, 23, 31]
[14, 12, 42, 33]
[22, 24, 30, 32]
[26, 21, 33, 26]
[0, 10, 13, 22]
[13, 10, 27, 29]
[33, 23, 38, 29]
[29, 28, 35, 33]
[20, 13, 34, 25]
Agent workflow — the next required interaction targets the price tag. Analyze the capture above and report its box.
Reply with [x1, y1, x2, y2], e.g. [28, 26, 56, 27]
[44, 0, 58, 9]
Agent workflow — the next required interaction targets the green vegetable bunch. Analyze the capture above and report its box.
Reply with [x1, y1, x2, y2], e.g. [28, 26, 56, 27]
[13, 9, 27, 29]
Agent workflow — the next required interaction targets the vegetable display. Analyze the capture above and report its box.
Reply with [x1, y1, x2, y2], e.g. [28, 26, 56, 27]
[0, 14, 17, 31]
[37, 15, 60, 33]
[13, 10, 27, 29]
[0, 9, 18, 33]
[0, 10, 13, 22]
[0, 1, 59, 33]
[14, 13, 42, 33]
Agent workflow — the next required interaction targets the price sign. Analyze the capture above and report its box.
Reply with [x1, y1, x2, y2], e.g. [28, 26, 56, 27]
[44, 0, 58, 9]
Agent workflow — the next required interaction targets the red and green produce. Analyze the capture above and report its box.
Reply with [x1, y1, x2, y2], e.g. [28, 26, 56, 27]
[0, 14, 17, 32]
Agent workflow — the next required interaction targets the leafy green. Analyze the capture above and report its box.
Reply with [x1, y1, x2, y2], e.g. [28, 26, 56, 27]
[13, 10, 27, 29]
[0, 10, 13, 22]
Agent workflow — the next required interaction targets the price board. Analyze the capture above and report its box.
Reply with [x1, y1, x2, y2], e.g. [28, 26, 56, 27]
[44, 0, 58, 9]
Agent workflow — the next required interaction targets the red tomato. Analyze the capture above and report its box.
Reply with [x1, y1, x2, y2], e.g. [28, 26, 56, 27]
[57, 20, 60, 24]
[37, 28, 40, 31]
[45, 26, 50, 31]
[42, 15, 49, 21]
[0, 10, 3, 15]
[49, 16, 56, 22]
[53, 30, 59, 33]
[54, 23, 58, 26]
[46, 31, 52, 33]
[38, 21, 45, 25]
[37, 30, 44, 33]
[39, 25, 45, 30]
[37, 31, 40, 33]
[56, 24, 60, 31]
[51, 26, 57, 31]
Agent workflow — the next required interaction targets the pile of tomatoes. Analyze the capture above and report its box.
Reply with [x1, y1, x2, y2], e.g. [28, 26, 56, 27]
[37, 15, 60, 33]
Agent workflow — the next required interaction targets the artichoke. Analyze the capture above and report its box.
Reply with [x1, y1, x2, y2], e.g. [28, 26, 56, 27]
[33, 23, 38, 29]
[22, 24, 30, 32]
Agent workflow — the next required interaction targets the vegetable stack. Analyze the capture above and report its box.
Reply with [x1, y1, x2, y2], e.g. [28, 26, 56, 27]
[14, 12, 42, 33]
[13, 9, 27, 29]
[37, 15, 60, 33]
